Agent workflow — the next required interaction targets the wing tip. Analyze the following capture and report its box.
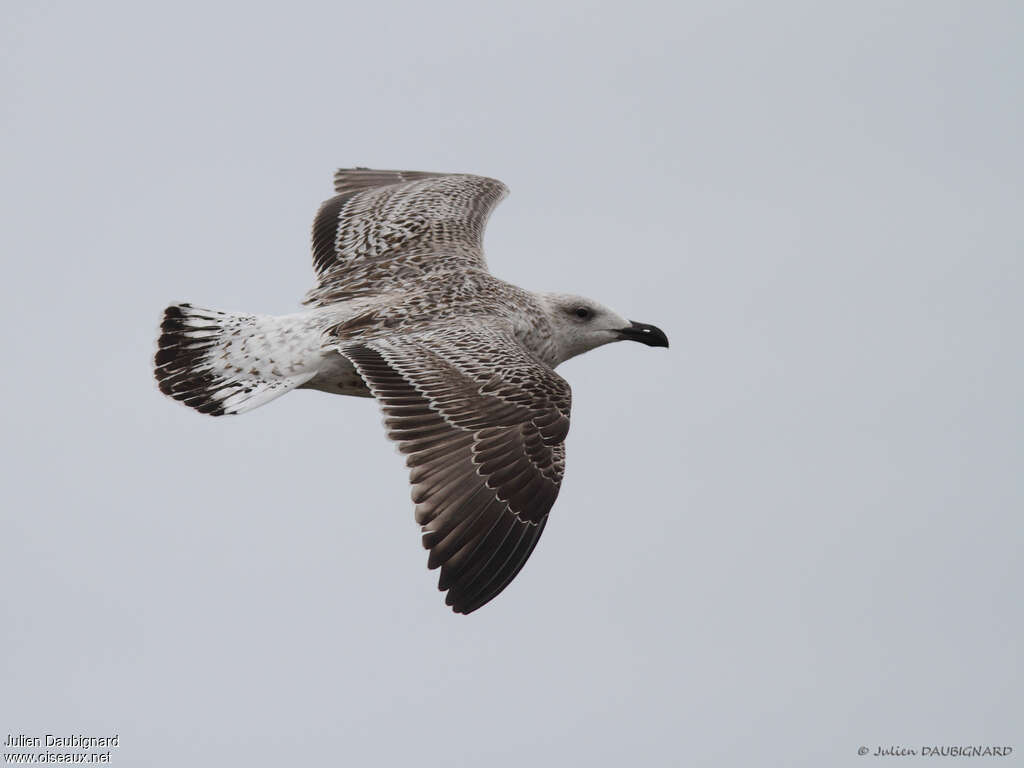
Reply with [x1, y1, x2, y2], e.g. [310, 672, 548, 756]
[330, 167, 508, 198]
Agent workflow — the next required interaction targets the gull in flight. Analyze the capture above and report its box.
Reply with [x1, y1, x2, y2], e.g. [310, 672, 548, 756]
[154, 168, 669, 614]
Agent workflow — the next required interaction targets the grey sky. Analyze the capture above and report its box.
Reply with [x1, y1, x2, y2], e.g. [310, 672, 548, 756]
[2, 1, 1021, 766]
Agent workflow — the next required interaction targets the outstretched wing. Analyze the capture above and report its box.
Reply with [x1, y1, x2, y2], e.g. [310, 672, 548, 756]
[305, 169, 508, 306]
[340, 323, 571, 614]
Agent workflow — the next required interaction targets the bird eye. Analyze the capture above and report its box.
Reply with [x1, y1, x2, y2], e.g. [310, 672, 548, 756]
[574, 307, 591, 320]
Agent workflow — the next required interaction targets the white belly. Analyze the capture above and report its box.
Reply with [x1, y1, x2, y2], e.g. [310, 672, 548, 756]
[300, 350, 373, 397]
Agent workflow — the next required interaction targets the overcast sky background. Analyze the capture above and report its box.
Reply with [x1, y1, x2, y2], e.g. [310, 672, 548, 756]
[2, 2, 1022, 766]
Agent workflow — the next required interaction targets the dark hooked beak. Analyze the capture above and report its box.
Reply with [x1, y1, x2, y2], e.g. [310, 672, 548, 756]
[618, 321, 669, 348]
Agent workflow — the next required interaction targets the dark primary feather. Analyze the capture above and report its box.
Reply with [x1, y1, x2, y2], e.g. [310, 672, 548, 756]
[332, 168, 446, 195]
[341, 324, 571, 614]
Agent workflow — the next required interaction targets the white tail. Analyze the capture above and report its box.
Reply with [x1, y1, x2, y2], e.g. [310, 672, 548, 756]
[154, 303, 317, 416]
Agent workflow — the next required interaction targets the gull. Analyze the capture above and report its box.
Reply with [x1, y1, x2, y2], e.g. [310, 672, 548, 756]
[154, 168, 668, 614]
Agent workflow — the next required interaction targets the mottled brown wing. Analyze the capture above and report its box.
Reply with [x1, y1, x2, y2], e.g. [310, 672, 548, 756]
[341, 325, 571, 614]
[331, 168, 446, 195]
[305, 170, 508, 306]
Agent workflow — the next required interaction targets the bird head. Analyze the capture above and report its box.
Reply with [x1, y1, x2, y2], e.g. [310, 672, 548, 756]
[536, 292, 669, 366]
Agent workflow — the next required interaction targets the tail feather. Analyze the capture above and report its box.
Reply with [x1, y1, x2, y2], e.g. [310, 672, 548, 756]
[154, 303, 315, 416]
